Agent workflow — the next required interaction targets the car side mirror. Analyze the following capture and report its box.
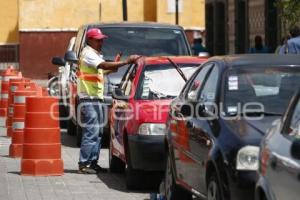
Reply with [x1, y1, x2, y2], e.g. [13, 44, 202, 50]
[112, 88, 129, 101]
[64, 51, 78, 64]
[51, 57, 66, 66]
[291, 139, 300, 160]
[180, 104, 192, 117]
[103, 95, 113, 106]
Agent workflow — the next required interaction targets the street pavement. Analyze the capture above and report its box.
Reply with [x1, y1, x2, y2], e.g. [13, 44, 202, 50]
[0, 129, 150, 200]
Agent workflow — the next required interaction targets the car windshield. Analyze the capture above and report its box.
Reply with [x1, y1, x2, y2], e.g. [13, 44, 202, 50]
[223, 66, 300, 116]
[136, 64, 198, 100]
[100, 27, 190, 84]
[101, 27, 190, 60]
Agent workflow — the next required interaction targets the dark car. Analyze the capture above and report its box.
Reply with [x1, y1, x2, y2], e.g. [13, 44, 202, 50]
[163, 54, 300, 200]
[61, 22, 192, 146]
[255, 90, 300, 200]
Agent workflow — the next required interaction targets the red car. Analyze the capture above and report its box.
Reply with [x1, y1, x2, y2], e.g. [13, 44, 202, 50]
[109, 56, 207, 189]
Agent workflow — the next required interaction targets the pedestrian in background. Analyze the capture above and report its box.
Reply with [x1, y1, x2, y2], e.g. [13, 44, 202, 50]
[78, 28, 139, 174]
[248, 35, 269, 53]
[279, 25, 300, 54]
[192, 37, 208, 56]
[275, 35, 290, 54]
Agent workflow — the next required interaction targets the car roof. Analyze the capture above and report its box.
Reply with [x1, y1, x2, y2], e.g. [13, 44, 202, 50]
[81, 22, 185, 30]
[208, 54, 300, 69]
[142, 56, 207, 66]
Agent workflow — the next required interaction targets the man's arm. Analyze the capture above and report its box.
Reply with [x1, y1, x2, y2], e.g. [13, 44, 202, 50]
[97, 60, 129, 70]
[97, 55, 141, 70]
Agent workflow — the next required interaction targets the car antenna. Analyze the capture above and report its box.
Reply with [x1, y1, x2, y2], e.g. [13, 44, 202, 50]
[166, 57, 188, 82]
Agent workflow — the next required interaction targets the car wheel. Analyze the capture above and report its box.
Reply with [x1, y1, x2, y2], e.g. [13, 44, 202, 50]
[59, 99, 68, 129]
[126, 165, 142, 190]
[67, 118, 76, 136]
[109, 138, 125, 173]
[164, 154, 192, 200]
[207, 173, 222, 200]
[125, 146, 143, 190]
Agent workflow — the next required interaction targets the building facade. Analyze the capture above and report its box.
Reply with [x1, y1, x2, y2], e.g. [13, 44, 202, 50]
[205, 0, 280, 55]
[0, 0, 205, 79]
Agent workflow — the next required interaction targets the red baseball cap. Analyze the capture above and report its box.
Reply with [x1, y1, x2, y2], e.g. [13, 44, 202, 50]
[86, 28, 108, 40]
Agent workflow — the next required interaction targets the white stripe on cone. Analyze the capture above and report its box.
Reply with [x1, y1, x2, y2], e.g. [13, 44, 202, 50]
[3, 76, 18, 82]
[12, 122, 24, 131]
[0, 117, 6, 127]
[1, 93, 8, 99]
[14, 96, 26, 104]
[0, 127, 7, 135]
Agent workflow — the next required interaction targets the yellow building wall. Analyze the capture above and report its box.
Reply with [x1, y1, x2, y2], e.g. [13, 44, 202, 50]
[19, 0, 102, 30]
[19, 0, 145, 30]
[0, 0, 19, 44]
[99, 0, 148, 22]
[157, 0, 205, 29]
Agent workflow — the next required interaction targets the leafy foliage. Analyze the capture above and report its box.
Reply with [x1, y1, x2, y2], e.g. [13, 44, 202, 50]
[275, 0, 300, 33]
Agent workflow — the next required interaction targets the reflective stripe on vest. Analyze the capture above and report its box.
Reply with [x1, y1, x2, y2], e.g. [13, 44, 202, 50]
[78, 61, 104, 98]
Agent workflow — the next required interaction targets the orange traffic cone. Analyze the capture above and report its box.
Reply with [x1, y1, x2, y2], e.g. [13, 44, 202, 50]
[9, 82, 39, 158]
[21, 96, 63, 176]
[0, 67, 21, 134]
[6, 78, 31, 137]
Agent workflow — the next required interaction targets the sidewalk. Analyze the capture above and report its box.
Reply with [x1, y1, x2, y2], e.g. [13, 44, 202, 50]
[0, 130, 148, 200]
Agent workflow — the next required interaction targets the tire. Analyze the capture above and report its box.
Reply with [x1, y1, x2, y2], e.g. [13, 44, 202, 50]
[207, 173, 222, 200]
[125, 145, 143, 190]
[67, 118, 76, 136]
[109, 139, 125, 173]
[126, 165, 143, 190]
[164, 154, 192, 200]
[59, 99, 68, 129]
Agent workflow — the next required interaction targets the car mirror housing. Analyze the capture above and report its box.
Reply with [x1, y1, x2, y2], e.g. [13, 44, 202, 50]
[180, 104, 192, 117]
[291, 139, 300, 160]
[64, 50, 78, 64]
[51, 56, 66, 66]
[103, 95, 113, 106]
[112, 88, 129, 101]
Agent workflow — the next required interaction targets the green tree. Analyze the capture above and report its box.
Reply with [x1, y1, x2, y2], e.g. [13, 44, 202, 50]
[275, 0, 300, 34]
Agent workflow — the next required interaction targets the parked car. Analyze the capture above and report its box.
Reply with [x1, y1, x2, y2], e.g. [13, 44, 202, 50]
[164, 54, 300, 200]
[109, 56, 206, 189]
[51, 36, 76, 127]
[255, 89, 300, 200]
[61, 22, 193, 146]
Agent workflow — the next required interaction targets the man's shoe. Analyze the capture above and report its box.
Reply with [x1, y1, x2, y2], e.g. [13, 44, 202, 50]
[78, 165, 97, 174]
[90, 163, 108, 173]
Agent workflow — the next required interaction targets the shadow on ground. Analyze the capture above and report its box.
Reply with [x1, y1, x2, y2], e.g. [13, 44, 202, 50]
[61, 129, 78, 148]
[7, 171, 20, 175]
[97, 171, 163, 193]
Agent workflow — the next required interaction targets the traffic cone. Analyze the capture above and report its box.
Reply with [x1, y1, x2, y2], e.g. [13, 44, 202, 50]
[0, 67, 21, 135]
[21, 96, 63, 176]
[9, 82, 39, 158]
[6, 78, 31, 137]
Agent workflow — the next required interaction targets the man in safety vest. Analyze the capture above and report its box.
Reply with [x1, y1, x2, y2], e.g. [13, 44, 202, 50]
[78, 28, 138, 174]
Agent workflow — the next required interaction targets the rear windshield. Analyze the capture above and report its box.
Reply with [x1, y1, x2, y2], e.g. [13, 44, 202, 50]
[223, 66, 300, 115]
[100, 27, 190, 60]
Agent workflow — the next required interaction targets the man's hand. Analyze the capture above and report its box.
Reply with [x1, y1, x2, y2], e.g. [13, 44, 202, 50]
[126, 55, 141, 64]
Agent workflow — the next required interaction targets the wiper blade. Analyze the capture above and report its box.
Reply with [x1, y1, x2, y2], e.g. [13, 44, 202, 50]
[166, 57, 188, 82]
